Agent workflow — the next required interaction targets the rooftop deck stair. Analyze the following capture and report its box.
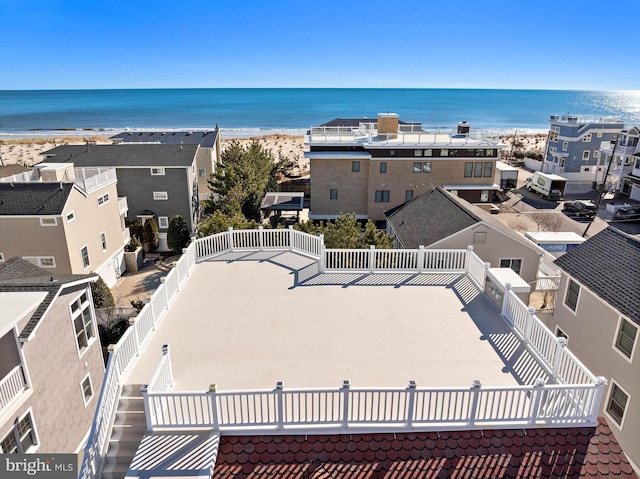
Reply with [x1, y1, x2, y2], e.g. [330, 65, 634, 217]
[101, 384, 146, 479]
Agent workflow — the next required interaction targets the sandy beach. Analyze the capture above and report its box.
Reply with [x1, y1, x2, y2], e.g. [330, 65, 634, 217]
[0, 133, 545, 172]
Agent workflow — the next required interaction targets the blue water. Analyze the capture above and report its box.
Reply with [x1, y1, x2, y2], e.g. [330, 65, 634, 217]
[1, 88, 639, 138]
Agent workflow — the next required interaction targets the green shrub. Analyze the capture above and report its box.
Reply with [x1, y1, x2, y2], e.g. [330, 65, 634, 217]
[167, 215, 190, 253]
[91, 275, 115, 309]
[143, 218, 159, 252]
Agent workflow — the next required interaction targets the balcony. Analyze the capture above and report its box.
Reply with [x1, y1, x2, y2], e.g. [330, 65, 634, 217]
[0, 365, 28, 413]
[121, 228, 131, 246]
[117, 197, 128, 216]
[79, 229, 605, 479]
[67, 168, 117, 194]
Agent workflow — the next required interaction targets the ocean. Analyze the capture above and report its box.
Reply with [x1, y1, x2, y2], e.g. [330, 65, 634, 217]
[1, 88, 639, 138]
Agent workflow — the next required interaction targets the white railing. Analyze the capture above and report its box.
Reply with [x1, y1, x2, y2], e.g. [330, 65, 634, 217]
[0, 171, 38, 183]
[0, 365, 27, 412]
[79, 241, 198, 479]
[121, 228, 131, 245]
[142, 377, 606, 433]
[467, 250, 488, 290]
[117, 196, 128, 215]
[71, 168, 117, 194]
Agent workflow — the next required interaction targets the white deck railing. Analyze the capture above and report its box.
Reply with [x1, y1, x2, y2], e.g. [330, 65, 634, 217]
[0, 365, 27, 412]
[71, 168, 117, 194]
[79, 242, 198, 479]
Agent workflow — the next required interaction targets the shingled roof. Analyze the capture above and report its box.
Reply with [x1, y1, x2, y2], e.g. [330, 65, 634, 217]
[0, 182, 74, 215]
[320, 118, 420, 127]
[213, 419, 637, 478]
[110, 130, 218, 148]
[42, 144, 198, 168]
[554, 227, 640, 325]
[0, 257, 96, 340]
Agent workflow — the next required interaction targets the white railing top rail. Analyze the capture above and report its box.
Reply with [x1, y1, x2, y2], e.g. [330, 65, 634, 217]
[0, 365, 26, 412]
[0, 171, 39, 183]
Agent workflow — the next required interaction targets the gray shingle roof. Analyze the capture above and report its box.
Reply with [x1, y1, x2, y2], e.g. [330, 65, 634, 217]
[110, 130, 218, 148]
[384, 188, 480, 248]
[320, 118, 420, 127]
[554, 228, 640, 325]
[42, 144, 198, 168]
[0, 257, 96, 340]
[0, 183, 74, 215]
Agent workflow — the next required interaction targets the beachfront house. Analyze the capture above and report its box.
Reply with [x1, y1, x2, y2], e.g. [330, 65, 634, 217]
[0, 258, 104, 456]
[537, 227, 640, 471]
[110, 129, 222, 202]
[605, 126, 640, 198]
[543, 114, 624, 177]
[0, 163, 129, 287]
[79, 227, 637, 479]
[305, 114, 506, 227]
[384, 187, 545, 285]
[42, 144, 200, 251]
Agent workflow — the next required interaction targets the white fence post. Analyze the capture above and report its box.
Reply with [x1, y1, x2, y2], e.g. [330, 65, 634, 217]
[228, 227, 234, 251]
[319, 235, 325, 273]
[469, 380, 482, 427]
[341, 380, 350, 428]
[551, 337, 568, 380]
[524, 307, 536, 344]
[148, 297, 156, 330]
[259, 226, 264, 251]
[209, 384, 219, 430]
[160, 277, 169, 309]
[590, 377, 608, 423]
[162, 344, 174, 389]
[129, 318, 140, 354]
[418, 246, 425, 273]
[465, 245, 473, 274]
[406, 380, 417, 428]
[141, 385, 153, 432]
[501, 283, 512, 317]
[276, 381, 284, 429]
[529, 379, 546, 424]
[369, 245, 376, 273]
[288, 225, 294, 249]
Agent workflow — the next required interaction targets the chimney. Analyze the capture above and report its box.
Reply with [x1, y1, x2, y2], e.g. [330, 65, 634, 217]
[377, 113, 399, 137]
[457, 121, 470, 135]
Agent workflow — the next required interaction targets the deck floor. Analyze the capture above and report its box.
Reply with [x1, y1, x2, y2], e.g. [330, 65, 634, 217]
[125, 251, 549, 391]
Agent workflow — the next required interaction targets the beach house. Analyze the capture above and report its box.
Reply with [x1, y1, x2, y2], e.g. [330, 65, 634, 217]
[42, 144, 200, 251]
[537, 227, 640, 471]
[305, 114, 506, 226]
[606, 126, 640, 198]
[78, 228, 637, 479]
[0, 258, 104, 456]
[384, 187, 546, 285]
[110, 129, 221, 201]
[0, 163, 129, 287]
[543, 114, 624, 176]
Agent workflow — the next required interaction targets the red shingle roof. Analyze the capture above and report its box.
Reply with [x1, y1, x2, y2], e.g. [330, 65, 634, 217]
[212, 418, 637, 478]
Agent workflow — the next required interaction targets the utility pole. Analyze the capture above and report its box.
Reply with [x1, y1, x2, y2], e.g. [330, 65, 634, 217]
[583, 136, 618, 237]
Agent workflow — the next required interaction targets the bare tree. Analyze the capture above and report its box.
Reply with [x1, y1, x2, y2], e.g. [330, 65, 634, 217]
[529, 212, 563, 232]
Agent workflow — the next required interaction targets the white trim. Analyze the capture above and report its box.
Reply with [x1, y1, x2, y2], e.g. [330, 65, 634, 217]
[80, 245, 91, 270]
[0, 407, 40, 453]
[562, 277, 581, 315]
[97, 193, 110, 207]
[150, 167, 166, 176]
[39, 217, 58, 226]
[153, 191, 169, 200]
[0, 253, 4, 262]
[612, 316, 638, 363]
[80, 372, 94, 407]
[22, 256, 56, 268]
[499, 257, 524, 275]
[604, 379, 631, 429]
[68, 287, 98, 359]
[555, 325, 569, 342]
[308, 213, 368, 220]
[158, 216, 169, 229]
[66, 211, 75, 222]
[100, 231, 108, 252]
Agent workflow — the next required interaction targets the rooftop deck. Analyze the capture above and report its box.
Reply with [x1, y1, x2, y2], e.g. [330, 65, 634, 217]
[124, 250, 546, 391]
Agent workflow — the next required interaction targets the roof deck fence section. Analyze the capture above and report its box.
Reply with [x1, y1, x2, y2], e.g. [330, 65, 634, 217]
[0, 171, 39, 183]
[0, 365, 27, 412]
[68, 167, 117, 194]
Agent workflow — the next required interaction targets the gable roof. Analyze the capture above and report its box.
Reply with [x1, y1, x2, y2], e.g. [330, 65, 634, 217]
[0, 257, 96, 340]
[554, 227, 640, 325]
[213, 418, 637, 478]
[41, 144, 199, 168]
[110, 130, 218, 148]
[0, 182, 74, 215]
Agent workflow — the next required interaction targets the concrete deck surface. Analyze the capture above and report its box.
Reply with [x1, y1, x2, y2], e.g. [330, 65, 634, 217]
[125, 251, 548, 391]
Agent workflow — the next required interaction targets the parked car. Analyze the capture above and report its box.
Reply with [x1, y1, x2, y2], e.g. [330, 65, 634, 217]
[563, 200, 597, 218]
[613, 205, 640, 222]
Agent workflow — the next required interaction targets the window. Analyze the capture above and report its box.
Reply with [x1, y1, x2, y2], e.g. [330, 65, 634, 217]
[422, 162, 432, 173]
[66, 212, 75, 222]
[198, 167, 206, 178]
[556, 326, 568, 341]
[474, 162, 483, 177]
[606, 382, 629, 426]
[480, 190, 489, 202]
[424, 149, 432, 157]
[375, 190, 390, 203]
[549, 128, 559, 142]
[413, 162, 422, 173]
[483, 162, 493, 177]
[39, 217, 57, 226]
[23, 257, 56, 268]
[158, 216, 169, 229]
[81, 246, 90, 269]
[414, 149, 423, 156]
[379, 162, 387, 174]
[582, 150, 590, 161]
[389, 150, 395, 156]
[0, 253, 4, 262]
[440, 149, 448, 157]
[473, 232, 487, 244]
[565, 279, 580, 311]
[151, 167, 165, 175]
[100, 232, 107, 251]
[486, 149, 494, 157]
[562, 141, 568, 151]
[560, 158, 565, 167]
[582, 133, 592, 142]
[499, 258, 522, 275]
[97, 193, 110, 206]
[81, 374, 94, 406]
[351, 161, 360, 172]
[405, 190, 413, 202]
[614, 318, 637, 359]
[329, 189, 338, 200]
[464, 162, 473, 177]
[593, 151, 599, 159]
[70, 290, 96, 354]
[448, 149, 458, 157]
[0, 412, 37, 453]
[153, 191, 168, 200]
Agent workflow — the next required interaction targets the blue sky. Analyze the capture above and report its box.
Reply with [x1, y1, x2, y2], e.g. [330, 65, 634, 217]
[0, 0, 637, 90]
